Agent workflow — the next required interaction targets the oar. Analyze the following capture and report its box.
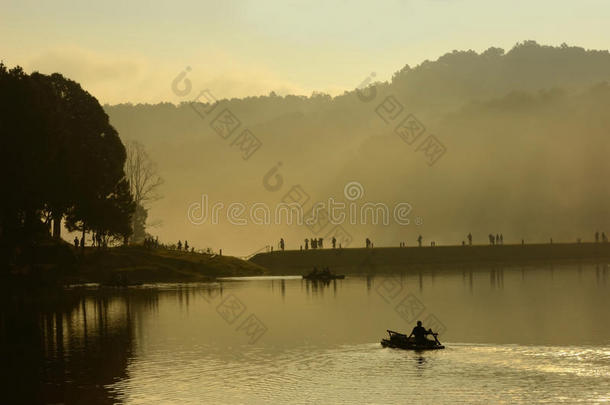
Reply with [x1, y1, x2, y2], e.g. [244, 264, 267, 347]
[387, 329, 407, 338]
[430, 331, 442, 345]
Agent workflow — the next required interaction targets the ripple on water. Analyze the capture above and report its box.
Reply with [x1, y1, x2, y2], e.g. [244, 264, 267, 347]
[108, 342, 610, 404]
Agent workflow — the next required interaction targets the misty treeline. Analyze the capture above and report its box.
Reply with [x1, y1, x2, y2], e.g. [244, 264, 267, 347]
[0, 63, 135, 251]
[104, 41, 610, 251]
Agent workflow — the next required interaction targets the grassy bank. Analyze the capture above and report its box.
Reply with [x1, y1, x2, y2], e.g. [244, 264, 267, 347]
[3, 241, 268, 285]
[73, 246, 268, 284]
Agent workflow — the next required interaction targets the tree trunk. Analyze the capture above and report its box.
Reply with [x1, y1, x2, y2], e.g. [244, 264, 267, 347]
[52, 213, 62, 239]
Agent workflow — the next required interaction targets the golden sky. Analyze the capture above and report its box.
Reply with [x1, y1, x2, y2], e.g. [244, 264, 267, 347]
[2, 0, 610, 104]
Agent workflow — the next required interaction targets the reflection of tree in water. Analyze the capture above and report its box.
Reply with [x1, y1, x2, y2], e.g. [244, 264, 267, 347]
[0, 287, 161, 404]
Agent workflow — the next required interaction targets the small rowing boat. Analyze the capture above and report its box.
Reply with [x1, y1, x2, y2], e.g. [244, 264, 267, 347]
[303, 267, 345, 280]
[380, 329, 445, 350]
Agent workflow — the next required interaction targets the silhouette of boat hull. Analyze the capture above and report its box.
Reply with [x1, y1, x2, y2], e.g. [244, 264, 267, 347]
[381, 330, 445, 351]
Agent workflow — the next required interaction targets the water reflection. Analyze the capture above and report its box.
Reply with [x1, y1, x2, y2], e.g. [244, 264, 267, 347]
[1, 263, 609, 404]
[302, 278, 341, 297]
[0, 288, 151, 404]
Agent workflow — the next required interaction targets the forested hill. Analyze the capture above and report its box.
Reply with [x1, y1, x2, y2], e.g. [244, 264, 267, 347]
[106, 41, 610, 144]
[104, 41, 610, 255]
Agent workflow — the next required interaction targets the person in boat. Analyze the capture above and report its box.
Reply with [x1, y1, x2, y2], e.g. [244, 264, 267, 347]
[408, 321, 432, 345]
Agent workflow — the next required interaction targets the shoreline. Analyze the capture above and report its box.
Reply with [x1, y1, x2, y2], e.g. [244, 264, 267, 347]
[3, 244, 268, 286]
[5, 242, 610, 286]
[249, 242, 610, 274]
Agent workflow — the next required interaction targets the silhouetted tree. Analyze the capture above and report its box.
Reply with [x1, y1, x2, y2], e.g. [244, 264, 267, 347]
[124, 141, 163, 243]
[0, 63, 134, 257]
[65, 179, 135, 246]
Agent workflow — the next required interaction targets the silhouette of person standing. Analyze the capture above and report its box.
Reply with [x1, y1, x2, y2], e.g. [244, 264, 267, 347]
[185, 240, 189, 251]
[408, 321, 431, 345]
[74, 237, 79, 248]
[467, 233, 472, 246]
[177, 240, 182, 251]
[305, 239, 309, 250]
[280, 238, 285, 251]
[332, 237, 337, 249]
[366, 238, 371, 248]
[417, 235, 422, 247]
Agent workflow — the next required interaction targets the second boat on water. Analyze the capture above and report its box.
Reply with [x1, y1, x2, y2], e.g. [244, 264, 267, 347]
[303, 266, 345, 280]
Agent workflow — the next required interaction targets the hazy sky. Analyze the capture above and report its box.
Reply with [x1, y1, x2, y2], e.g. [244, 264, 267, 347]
[2, 0, 610, 104]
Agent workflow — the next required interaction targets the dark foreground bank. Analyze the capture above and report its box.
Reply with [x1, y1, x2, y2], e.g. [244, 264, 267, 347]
[2, 241, 267, 285]
[249, 243, 610, 274]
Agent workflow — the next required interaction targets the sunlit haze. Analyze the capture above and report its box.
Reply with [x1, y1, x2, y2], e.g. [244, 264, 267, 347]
[2, 0, 610, 103]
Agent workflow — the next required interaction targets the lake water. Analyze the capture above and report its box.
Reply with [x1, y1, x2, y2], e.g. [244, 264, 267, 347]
[2, 263, 609, 404]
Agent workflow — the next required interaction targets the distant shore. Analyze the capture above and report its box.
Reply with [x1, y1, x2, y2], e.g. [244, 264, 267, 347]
[249, 243, 610, 274]
[6, 241, 610, 285]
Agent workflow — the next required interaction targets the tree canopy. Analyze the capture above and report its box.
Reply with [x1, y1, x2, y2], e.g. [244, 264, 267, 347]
[0, 63, 135, 248]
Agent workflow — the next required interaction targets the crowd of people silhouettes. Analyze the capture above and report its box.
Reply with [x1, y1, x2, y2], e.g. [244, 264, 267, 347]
[304, 237, 326, 250]
[121, 230, 610, 258]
